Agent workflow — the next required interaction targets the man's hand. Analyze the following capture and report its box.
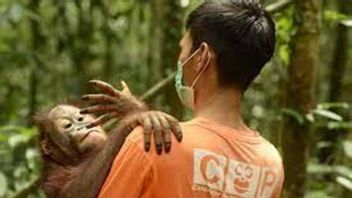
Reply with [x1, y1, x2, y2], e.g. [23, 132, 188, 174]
[80, 80, 147, 128]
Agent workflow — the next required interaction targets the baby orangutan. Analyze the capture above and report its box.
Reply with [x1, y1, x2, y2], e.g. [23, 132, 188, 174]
[35, 81, 182, 198]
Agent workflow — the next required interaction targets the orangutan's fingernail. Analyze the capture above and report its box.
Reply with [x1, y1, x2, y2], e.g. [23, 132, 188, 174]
[145, 143, 151, 152]
[156, 145, 162, 155]
[165, 143, 171, 153]
[81, 96, 88, 101]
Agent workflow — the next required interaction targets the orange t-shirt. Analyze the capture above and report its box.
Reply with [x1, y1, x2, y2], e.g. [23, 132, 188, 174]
[99, 117, 284, 198]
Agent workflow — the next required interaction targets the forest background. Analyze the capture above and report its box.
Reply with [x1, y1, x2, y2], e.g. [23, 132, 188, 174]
[0, 0, 351, 197]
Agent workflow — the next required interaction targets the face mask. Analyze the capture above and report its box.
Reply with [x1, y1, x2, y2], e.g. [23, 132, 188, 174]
[175, 48, 210, 110]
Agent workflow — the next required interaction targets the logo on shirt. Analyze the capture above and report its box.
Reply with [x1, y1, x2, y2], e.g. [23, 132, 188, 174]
[193, 149, 280, 198]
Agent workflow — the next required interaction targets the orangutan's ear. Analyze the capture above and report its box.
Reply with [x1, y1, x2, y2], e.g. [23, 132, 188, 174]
[40, 140, 51, 156]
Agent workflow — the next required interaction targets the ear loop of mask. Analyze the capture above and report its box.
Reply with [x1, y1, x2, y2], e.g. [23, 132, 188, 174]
[190, 51, 212, 89]
[180, 48, 202, 73]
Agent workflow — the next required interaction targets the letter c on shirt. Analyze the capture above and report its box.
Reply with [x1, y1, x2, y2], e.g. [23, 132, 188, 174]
[200, 155, 221, 184]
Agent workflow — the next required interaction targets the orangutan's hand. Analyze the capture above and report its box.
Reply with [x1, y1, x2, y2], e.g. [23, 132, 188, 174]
[139, 111, 182, 154]
[80, 80, 147, 128]
[118, 111, 183, 154]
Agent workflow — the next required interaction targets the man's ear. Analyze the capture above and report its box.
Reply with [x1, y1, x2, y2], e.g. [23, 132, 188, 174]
[197, 42, 211, 72]
[40, 140, 52, 156]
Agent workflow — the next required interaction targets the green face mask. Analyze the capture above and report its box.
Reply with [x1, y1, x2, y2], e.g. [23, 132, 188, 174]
[175, 48, 209, 110]
[175, 60, 195, 110]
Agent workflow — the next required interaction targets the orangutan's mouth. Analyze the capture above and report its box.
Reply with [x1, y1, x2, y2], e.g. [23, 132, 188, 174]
[80, 130, 99, 142]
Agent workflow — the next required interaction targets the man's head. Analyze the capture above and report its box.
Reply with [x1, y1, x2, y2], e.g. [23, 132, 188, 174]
[178, 0, 276, 96]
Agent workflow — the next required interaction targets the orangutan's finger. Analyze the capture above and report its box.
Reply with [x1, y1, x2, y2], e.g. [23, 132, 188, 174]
[87, 80, 122, 98]
[164, 114, 183, 142]
[120, 81, 132, 95]
[81, 94, 117, 104]
[121, 119, 139, 136]
[157, 113, 172, 153]
[141, 116, 153, 152]
[151, 114, 163, 155]
[80, 105, 121, 115]
[86, 112, 119, 128]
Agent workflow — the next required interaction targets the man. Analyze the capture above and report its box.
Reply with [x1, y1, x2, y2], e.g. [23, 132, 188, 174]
[99, 1, 284, 197]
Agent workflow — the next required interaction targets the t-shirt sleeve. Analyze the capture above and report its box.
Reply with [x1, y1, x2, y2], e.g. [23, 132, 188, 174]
[98, 129, 153, 198]
[271, 159, 285, 198]
[275, 163, 285, 198]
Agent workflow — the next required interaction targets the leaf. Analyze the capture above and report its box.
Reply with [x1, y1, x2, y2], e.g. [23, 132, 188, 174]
[281, 108, 305, 125]
[343, 141, 352, 159]
[317, 102, 350, 110]
[327, 122, 352, 130]
[8, 3, 24, 23]
[335, 166, 352, 180]
[0, 172, 7, 197]
[324, 10, 348, 23]
[336, 176, 352, 191]
[8, 134, 30, 148]
[306, 113, 315, 122]
[313, 109, 343, 121]
[278, 45, 290, 65]
[316, 141, 333, 149]
[26, 148, 40, 170]
[180, 0, 190, 7]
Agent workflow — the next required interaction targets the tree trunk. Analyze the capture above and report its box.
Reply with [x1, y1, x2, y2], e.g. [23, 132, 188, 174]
[147, 0, 184, 118]
[27, 0, 42, 123]
[281, 0, 322, 197]
[71, 0, 94, 95]
[318, 22, 350, 165]
[149, 0, 163, 83]
[160, 0, 184, 118]
[336, 20, 352, 198]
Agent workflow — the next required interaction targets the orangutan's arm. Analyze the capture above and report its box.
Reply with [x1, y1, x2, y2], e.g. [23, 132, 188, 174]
[58, 122, 132, 198]
[57, 112, 182, 198]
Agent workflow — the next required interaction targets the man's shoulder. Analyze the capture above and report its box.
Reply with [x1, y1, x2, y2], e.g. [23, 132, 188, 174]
[127, 121, 195, 141]
[125, 122, 197, 152]
[126, 126, 144, 142]
[124, 126, 145, 151]
[258, 137, 283, 164]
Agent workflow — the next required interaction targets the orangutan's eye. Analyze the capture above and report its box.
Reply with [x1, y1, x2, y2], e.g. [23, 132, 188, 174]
[64, 123, 72, 129]
[77, 117, 84, 122]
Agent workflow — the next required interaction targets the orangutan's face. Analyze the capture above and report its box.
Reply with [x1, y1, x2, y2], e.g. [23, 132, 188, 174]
[48, 105, 107, 154]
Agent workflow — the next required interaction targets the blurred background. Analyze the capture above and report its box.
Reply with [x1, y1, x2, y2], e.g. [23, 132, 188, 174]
[0, 0, 351, 197]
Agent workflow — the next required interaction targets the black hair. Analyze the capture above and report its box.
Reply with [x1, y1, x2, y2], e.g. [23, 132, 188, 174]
[186, 0, 276, 91]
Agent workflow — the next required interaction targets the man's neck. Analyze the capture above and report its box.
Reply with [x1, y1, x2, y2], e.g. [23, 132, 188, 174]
[194, 88, 250, 132]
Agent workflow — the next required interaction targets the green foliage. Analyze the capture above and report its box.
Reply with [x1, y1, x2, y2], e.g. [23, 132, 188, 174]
[0, 125, 42, 197]
[276, 7, 295, 66]
[324, 10, 348, 25]
[280, 103, 351, 128]
[0, 0, 351, 197]
[0, 172, 7, 197]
